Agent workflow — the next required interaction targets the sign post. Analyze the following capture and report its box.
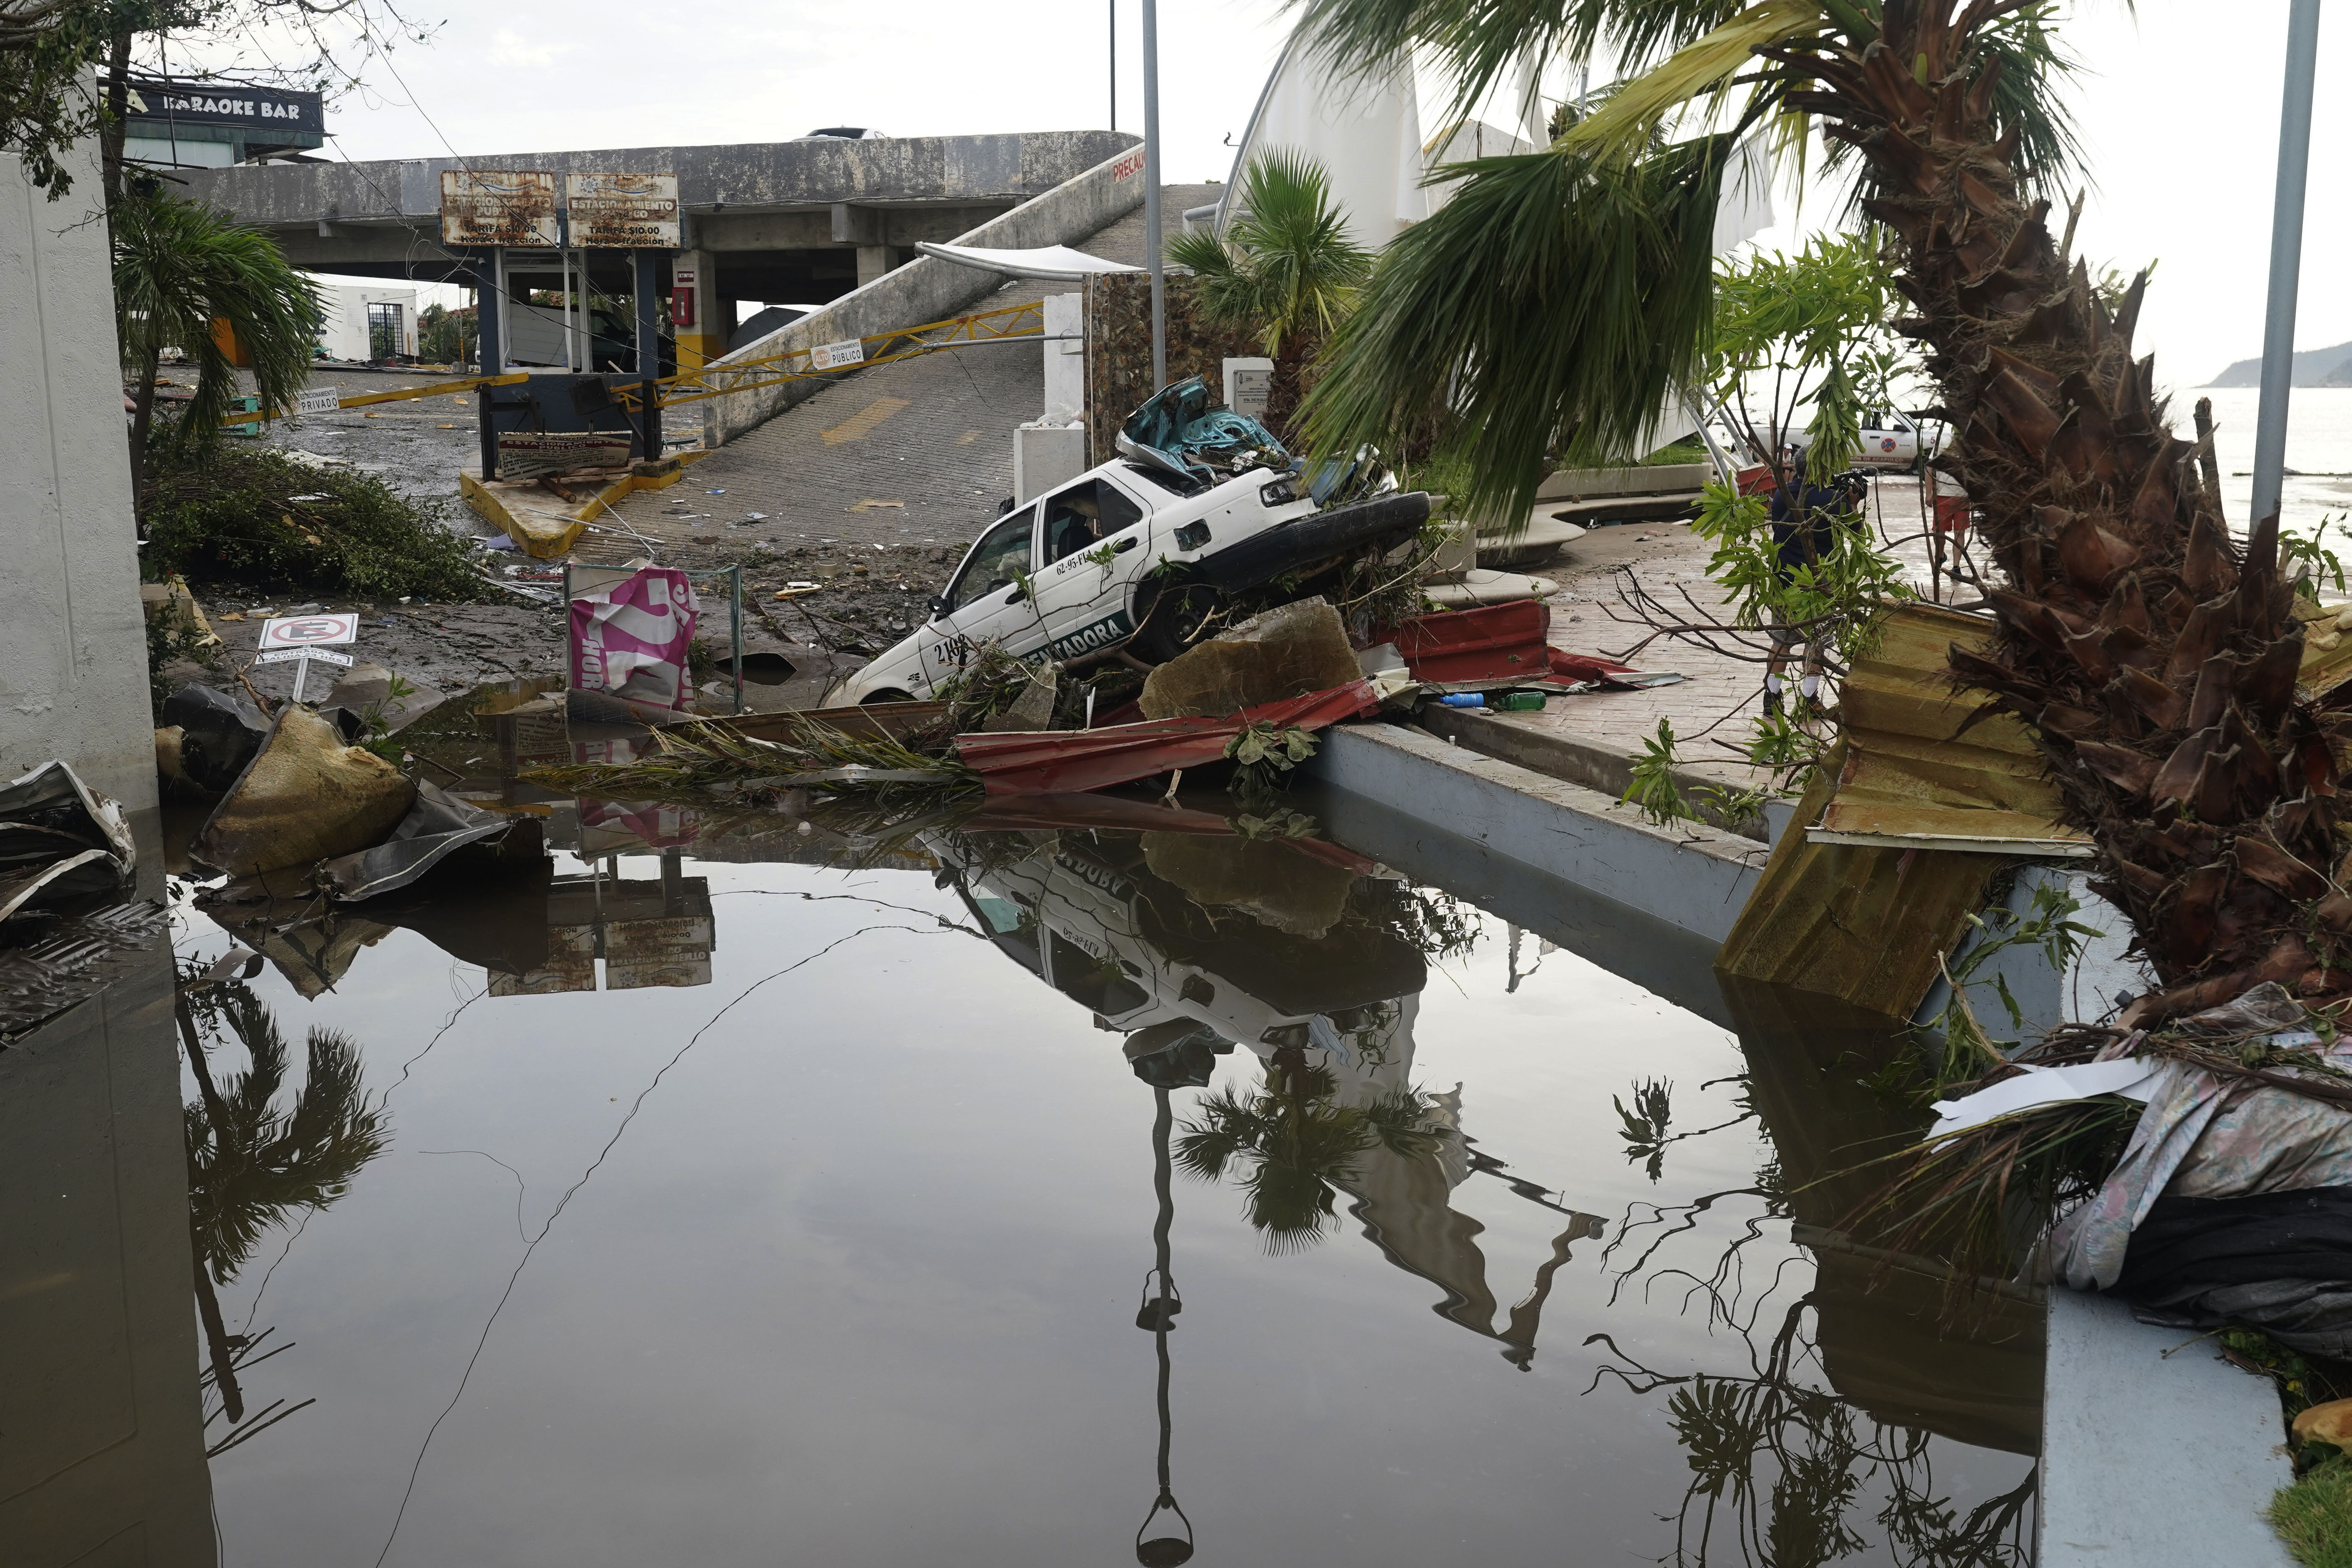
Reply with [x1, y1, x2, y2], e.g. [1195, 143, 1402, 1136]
[256, 613, 360, 704]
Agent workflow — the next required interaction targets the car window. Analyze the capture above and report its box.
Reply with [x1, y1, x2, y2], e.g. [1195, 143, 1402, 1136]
[1043, 479, 1148, 564]
[948, 510, 1035, 611]
[1859, 410, 1882, 431]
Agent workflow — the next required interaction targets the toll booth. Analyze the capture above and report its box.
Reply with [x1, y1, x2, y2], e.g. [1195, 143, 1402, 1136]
[443, 171, 681, 478]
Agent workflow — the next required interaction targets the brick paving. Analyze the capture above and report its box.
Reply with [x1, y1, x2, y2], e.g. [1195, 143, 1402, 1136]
[1517, 473, 1962, 784]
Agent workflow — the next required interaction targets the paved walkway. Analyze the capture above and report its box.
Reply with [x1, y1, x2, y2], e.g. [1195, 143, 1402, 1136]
[1511, 474, 1961, 786]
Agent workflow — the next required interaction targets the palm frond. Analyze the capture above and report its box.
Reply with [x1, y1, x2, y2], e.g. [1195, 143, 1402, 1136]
[114, 190, 319, 450]
[1560, 0, 1830, 162]
[1289, 0, 1764, 126]
[1303, 134, 1732, 524]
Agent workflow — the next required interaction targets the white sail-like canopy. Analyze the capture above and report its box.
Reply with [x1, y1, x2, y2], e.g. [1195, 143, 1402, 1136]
[913, 243, 1140, 281]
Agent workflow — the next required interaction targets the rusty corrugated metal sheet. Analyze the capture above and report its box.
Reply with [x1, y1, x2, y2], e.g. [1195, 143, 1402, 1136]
[952, 681, 1379, 795]
[1715, 737, 1997, 1019]
[1809, 603, 2093, 855]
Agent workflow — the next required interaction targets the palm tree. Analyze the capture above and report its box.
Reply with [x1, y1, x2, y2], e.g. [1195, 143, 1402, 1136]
[179, 980, 389, 1420]
[1168, 152, 1371, 437]
[114, 184, 319, 505]
[1301, 1, 2337, 1024]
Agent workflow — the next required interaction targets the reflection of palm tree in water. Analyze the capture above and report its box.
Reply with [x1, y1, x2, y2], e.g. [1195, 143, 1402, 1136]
[177, 978, 388, 1427]
[1179, 1009, 1605, 1367]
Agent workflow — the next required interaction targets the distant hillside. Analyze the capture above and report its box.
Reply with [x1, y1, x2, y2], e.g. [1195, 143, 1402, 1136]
[2206, 340, 2352, 387]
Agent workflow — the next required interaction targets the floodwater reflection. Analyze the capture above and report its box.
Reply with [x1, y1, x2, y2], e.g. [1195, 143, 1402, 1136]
[100, 791, 2054, 1564]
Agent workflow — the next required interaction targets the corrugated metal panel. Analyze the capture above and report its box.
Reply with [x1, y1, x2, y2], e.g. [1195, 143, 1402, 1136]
[1715, 737, 1997, 1019]
[1809, 603, 2092, 855]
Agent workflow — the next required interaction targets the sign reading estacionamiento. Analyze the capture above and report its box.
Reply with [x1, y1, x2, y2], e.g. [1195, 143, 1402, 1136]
[565, 174, 680, 249]
[440, 170, 560, 248]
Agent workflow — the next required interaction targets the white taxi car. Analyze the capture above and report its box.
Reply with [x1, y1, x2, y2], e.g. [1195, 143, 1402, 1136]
[826, 457, 1429, 704]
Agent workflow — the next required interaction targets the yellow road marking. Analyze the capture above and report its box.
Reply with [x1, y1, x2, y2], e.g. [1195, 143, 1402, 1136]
[955, 429, 980, 445]
[821, 397, 909, 445]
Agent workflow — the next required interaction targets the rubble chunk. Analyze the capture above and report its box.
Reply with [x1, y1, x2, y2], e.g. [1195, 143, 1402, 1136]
[1138, 598, 1362, 721]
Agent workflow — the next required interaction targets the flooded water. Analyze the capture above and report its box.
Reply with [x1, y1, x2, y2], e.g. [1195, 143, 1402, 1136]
[9, 782, 2040, 1565]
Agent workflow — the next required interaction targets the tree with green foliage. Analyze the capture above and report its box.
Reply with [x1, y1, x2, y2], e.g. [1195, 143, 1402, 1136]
[1296, 0, 2352, 1024]
[1168, 151, 1371, 436]
[113, 182, 319, 504]
[1705, 230, 1910, 483]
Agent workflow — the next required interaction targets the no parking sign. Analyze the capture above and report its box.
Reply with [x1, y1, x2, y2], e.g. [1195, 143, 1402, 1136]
[258, 613, 358, 650]
[255, 613, 359, 703]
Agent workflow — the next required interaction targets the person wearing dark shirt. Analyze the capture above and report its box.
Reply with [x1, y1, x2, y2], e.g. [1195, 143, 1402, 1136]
[1762, 454, 1866, 714]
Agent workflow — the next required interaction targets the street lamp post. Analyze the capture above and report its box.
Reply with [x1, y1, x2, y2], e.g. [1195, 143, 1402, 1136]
[2251, 0, 2323, 531]
[1141, 0, 1166, 390]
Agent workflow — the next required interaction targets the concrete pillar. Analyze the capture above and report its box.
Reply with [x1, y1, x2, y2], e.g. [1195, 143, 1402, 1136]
[1043, 292, 1084, 418]
[671, 247, 725, 369]
[3, 114, 162, 818]
[856, 246, 892, 288]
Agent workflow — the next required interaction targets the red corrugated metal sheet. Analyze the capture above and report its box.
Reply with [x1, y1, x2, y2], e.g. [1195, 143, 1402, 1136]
[953, 681, 1380, 796]
[1382, 601, 1556, 682]
[1378, 600, 1633, 684]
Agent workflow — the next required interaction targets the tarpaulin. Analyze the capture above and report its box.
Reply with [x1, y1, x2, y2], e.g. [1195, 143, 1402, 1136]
[2112, 1188, 2352, 1357]
[2050, 990, 2352, 1291]
[570, 567, 697, 711]
[318, 781, 517, 901]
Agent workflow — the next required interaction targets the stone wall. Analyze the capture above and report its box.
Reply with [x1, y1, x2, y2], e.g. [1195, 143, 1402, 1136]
[1081, 272, 1258, 466]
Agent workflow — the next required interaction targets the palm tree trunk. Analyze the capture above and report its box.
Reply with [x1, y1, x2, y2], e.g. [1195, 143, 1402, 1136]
[127, 347, 158, 514]
[1817, 7, 2347, 1020]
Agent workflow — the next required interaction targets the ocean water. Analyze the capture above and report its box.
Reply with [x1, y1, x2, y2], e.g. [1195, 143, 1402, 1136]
[2180, 385, 2352, 547]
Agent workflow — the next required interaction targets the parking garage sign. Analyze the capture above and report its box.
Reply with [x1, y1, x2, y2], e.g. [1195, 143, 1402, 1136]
[440, 170, 559, 247]
[565, 173, 679, 248]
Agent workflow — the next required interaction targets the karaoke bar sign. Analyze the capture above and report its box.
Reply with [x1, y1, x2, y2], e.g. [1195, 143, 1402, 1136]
[121, 77, 323, 135]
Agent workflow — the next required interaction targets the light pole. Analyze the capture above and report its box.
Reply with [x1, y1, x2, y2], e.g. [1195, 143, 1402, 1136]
[1109, 0, 1117, 130]
[1141, 0, 1166, 390]
[2251, 0, 2322, 531]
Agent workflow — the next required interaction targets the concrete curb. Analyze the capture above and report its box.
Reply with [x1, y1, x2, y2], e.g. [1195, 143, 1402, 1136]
[2040, 1289, 2295, 1567]
[1304, 722, 1767, 945]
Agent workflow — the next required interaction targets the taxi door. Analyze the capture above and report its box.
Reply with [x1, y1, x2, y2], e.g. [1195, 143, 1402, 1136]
[917, 502, 1046, 687]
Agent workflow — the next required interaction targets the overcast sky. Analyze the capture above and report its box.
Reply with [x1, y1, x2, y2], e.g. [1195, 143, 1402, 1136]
[275, 0, 2342, 388]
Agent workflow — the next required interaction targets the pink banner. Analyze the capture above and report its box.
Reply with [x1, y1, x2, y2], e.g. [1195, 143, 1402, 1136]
[570, 568, 698, 710]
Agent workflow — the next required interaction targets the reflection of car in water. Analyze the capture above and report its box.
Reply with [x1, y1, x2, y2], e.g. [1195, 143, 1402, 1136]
[929, 826, 1608, 1365]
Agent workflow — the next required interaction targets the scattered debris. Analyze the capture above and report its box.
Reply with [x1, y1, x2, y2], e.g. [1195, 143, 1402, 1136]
[194, 706, 417, 878]
[0, 762, 136, 924]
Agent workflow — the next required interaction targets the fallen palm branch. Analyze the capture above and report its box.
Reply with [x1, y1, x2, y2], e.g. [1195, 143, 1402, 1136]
[521, 716, 981, 806]
[1836, 991, 2352, 1309]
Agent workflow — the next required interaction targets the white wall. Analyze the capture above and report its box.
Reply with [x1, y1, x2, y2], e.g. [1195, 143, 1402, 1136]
[0, 102, 161, 818]
[309, 278, 416, 360]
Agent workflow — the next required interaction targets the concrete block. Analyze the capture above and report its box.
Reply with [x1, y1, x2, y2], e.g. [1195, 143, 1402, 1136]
[1304, 723, 1765, 944]
[2040, 1289, 2295, 1568]
[1044, 292, 1085, 419]
[1013, 423, 1087, 505]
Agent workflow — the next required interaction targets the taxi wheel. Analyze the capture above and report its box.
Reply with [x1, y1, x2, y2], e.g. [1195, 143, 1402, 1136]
[1133, 584, 1227, 664]
[860, 689, 915, 705]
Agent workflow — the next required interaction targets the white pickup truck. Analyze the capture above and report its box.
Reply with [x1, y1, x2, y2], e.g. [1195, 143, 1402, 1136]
[826, 454, 1429, 704]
